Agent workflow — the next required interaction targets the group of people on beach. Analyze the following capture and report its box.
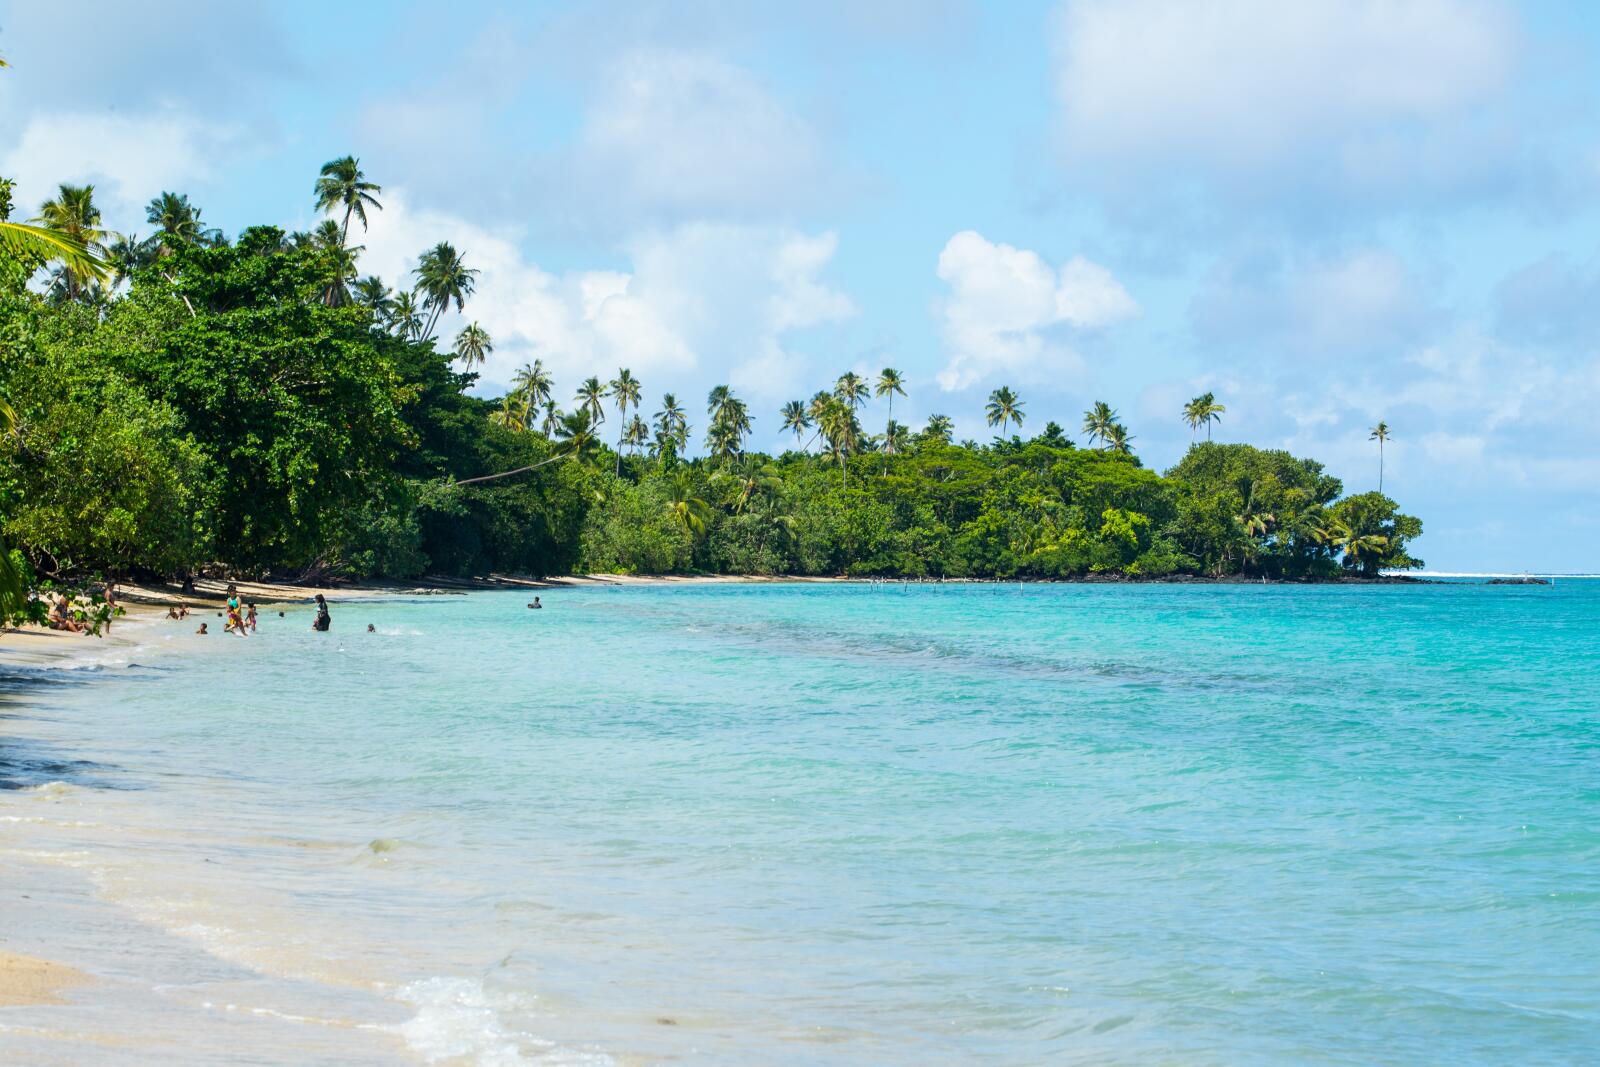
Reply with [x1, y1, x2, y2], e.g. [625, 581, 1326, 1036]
[179, 586, 333, 635]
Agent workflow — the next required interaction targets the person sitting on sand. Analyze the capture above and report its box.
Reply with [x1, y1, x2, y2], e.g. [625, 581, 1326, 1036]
[246, 603, 258, 632]
[311, 594, 331, 632]
[195, 622, 208, 635]
[48, 593, 84, 634]
[527, 597, 542, 609]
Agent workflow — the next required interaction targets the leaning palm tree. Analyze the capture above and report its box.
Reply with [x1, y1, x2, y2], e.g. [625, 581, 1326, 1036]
[1369, 421, 1391, 493]
[555, 408, 603, 467]
[609, 368, 642, 476]
[576, 376, 609, 426]
[985, 386, 1025, 435]
[780, 399, 812, 446]
[1082, 401, 1118, 448]
[413, 242, 478, 340]
[511, 361, 553, 410]
[454, 322, 492, 370]
[313, 155, 383, 247]
[32, 183, 109, 300]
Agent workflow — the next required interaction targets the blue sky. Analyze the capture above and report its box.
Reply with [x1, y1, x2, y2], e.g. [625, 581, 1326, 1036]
[4, 1, 1600, 570]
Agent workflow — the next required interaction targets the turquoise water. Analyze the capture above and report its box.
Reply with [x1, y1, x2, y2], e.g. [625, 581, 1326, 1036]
[3, 581, 1598, 1064]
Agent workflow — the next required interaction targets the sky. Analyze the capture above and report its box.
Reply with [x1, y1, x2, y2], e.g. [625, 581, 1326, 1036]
[3, 0, 1599, 571]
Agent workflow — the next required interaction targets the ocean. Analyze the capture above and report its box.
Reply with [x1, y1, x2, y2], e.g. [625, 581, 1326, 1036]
[2, 580, 1597, 1065]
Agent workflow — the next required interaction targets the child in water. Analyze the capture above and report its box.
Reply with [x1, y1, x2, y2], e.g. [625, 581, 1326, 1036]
[195, 622, 208, 635]
[224, 584, 247, 636]
[246, 603, 258, 631]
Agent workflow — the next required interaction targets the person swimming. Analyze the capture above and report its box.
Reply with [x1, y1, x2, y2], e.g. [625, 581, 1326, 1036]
[311, 594, 331, 632]
[367, 623, 376, 633]
[196, 622, 208, 635]
[527, 596, 542, 609]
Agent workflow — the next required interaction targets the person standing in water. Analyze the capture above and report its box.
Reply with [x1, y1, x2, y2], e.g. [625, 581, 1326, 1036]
[224, 584, 247, 636]
[246, 603, 258, 632]
[311, 594, 331, 632]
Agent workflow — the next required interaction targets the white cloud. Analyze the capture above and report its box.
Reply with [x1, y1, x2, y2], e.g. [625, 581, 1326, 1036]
[359, 191, 856, 406]
[2, 110, 245, 228]
[1055, 0, 1514, 166]
[934, 230, 1136, 391]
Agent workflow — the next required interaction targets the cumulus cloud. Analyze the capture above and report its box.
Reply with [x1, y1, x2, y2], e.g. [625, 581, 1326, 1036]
[1191, 246, 1433, 359]
[1, 110, 247, 228]
[358, 191, 856, 406]
[934, 230, 1136, 391]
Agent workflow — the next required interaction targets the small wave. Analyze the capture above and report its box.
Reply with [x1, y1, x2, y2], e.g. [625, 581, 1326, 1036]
[395, 976, 614, 1066]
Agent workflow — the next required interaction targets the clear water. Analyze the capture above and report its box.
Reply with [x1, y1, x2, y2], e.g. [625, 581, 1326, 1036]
[3, 581, 1598, 1065]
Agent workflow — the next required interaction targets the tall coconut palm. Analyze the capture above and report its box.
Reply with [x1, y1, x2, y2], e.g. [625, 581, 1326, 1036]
[454, 322, 492, 370]
[1185, 391, 1226, 441]
[609, 368, 641, 476]
[654, 393, 689, 451]
[875, 368, 906, 464]
[985, 386, 1025, 435]
[389, 289, 424, 340]
[576, 377, 609, 426]
[1082, 401, 1118, 448]
[32, 184, 108, 300]
[1105, 422, 1135, 456]
[313, 155, 383, 247]
[780, 399, 811, 446]
[413, 242, 478, 341]
[512, 361, 553, 411]
[835, 372, 869, 412]
[624, 414, 650, 457]
[539, 400, 563, 437]
[1369, 420, 1391, 493]
[817, 396, 860, 487]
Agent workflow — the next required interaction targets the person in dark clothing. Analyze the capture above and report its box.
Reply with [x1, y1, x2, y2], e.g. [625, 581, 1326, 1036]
[311, 594, 331, 632]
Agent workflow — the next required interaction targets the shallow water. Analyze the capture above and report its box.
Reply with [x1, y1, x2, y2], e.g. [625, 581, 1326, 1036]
[3, 581, 1598, 1064]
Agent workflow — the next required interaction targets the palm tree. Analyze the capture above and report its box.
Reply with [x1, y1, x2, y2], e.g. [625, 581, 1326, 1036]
[985, 386, 1025, 435]
[145, 192, 220, 251]
[665, 473, 712, 539]
[609, 368, 642, 476]
[780, 399, 811, 446]
[555, 409, 603, 467]
[1082, 401, 1118, 448]
[1105, 423, 1135, 455]
[489, 395, 527, 432]
[705, 386, 750, 463]
[105, 232, 156, 287]
[32, 183, 108, 300]
[624, 414, 650, 456]
[1317, 518, 1388, 575]
[510, 361, 553, 416]
[313, 155, 383, 248]
[1369, 421, 1391, 493]
[389, 289, 424, 340]
[654, 393, 689, 451]
[923, 414, 954, 444]
[875, 368, 906, 465]
[539, 400, 563, 437]
[576, 377, 609, 426]
[882, 420, 910, 457]
[352, 276, 394, 323]
[835, 372, 869, 412]
[1185, 391, 1225, 441]
[817, 396, 860, 486]
[454, 322, 492, 370]
[413, 242, 478, 340]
